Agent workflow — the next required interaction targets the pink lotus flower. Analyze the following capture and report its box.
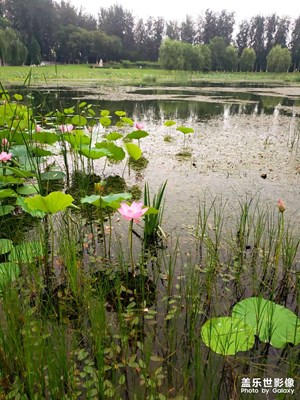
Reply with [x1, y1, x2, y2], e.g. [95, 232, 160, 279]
[277, 198, 286, 213]
[118, 201, 148, 223]
[59, 124, 73, 133]
[1, 138, 8, 146]
[35, 124, 42, 132]
[135, 122, 144, 130]
[0, 151, 12, 162]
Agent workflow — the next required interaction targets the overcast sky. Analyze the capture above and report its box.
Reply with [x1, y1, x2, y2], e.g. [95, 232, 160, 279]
[68, 0, 299, 23]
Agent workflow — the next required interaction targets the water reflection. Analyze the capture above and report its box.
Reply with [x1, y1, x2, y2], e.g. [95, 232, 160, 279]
[7, 85, 300, 122]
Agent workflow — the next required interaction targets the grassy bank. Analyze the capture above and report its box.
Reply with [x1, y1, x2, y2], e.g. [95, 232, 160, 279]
[1, 64, 300, 87]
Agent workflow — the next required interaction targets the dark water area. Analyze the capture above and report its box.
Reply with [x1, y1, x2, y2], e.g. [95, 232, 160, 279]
[7, 84, 300, 122]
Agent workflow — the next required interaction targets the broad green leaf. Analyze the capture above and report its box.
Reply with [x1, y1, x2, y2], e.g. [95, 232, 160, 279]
[100, 193, 132, 209]
[79, 102, 87, 108]
[32, 132, 58, 145]
[164, 120, 176, 127]
[14, 94, 23, 101]
[31, 147, 52, 157]
[100, 116, 111, 127]
[121, 117, 133, 126]
[126, 130, 149, 140]
[79, 146, 112, 159]
[0, 262, 19, 291]
[100, 110, 110, 117]
[24, 192, 74, 214]
[2, 167, 35, 178]
[0, 239, 13, 255]
[81, 193, 132, 210]
[16, 196, 45, 218]
[0, 176, 24, 185]
[16, 185, 38, 195]
[81, 194, 100, 206]
[176, 126, 194, 134]
[201, 317, 255, 355]
[95, 141, 125, 161]
[64, 107, 75, 114]
[0, 189, 18, 198]
[0, 205, 14, 216]
[125, 143, 142, 160]
[105, 132, 123, 141]
[8, 241, 44, 263]
[72, 115, 87, 126]
[232, 297, 300, 348]
[40, 171, 65, 181]
[64, 132, 91, 148]
[115, 111, 126, 117]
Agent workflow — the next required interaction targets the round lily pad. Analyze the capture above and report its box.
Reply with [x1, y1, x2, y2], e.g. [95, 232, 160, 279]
[201, 316, 255, 355]
[232, 297, 300, 348]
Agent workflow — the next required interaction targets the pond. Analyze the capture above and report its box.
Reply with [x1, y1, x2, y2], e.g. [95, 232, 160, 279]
[0, 83, 300, 399]
[21, 83, 300, 234]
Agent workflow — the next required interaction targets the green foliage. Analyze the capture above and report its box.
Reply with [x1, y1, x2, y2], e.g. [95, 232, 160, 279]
[202, 297, 300, 355]
[25, 192, 74, 214]
[267, 45, 292, 72]
[239, 48, 256, 72]
[143, 181, 167, 244]
[201, 317, 255, 355]
[232, 297, 300, 348]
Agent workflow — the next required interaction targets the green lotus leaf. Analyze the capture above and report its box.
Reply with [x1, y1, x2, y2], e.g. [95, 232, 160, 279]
[72, 115, 87, 126]
[64, 132, 91, 148]
[16, 185, 38, 195]
[79, 145, 112, 159]
[0, 239, 14, 255]
[0, 262, 19, 291]
[8, 241, 44, 264]
[95, 141, 125, 161]
[164, 120, 176, 127]
[32, 132, 58, 145]
[24, 192, 74, 214]
[125, 143, 142, 160]
[105, 132, 123, 141]
[176, 126, 194, 134]
[40, 171, 65, 181]
[201, 316, 255, 355]
[232, 297, 300, 348]
[0, 205, 15, 216]
[126, 130, 149, 140]
[0, 189, 18, 198]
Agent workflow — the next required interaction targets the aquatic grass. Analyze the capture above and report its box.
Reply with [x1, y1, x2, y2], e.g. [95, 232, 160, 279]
[143, 181, 167, 246]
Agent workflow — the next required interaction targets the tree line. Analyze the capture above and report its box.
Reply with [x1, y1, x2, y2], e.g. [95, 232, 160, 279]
[0, 0, 300, 72]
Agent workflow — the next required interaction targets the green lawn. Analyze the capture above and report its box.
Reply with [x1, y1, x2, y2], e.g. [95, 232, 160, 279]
[1, 64, 300, 87]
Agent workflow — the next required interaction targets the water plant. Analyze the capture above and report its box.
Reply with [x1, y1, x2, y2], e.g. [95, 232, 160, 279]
[201, 297, 300, 355]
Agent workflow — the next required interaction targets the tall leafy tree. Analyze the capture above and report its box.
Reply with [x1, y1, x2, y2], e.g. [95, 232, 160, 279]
[134, 18, 146, 59]
[217, 10, 235, 45]
[159, 39, 184, 70]
[265, 14, 277, 56]
[224, 45, 238, 71]
[290, 16, 300, 71]
[166, 20, 181, 40]
[180, 15, 195, 44]
[266, 45, 291, 72]
[239, 47, 256, 71]
[274, 16, 290, 47]
[143, 17, 165, 61]
[209, 36, 226, 70]
[3, 0, 57, 61]
[236, 20, 250, 56]
[249, 15, 266, 71]
[98, 4, 135, 58]
[202, 9, 218, 44]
